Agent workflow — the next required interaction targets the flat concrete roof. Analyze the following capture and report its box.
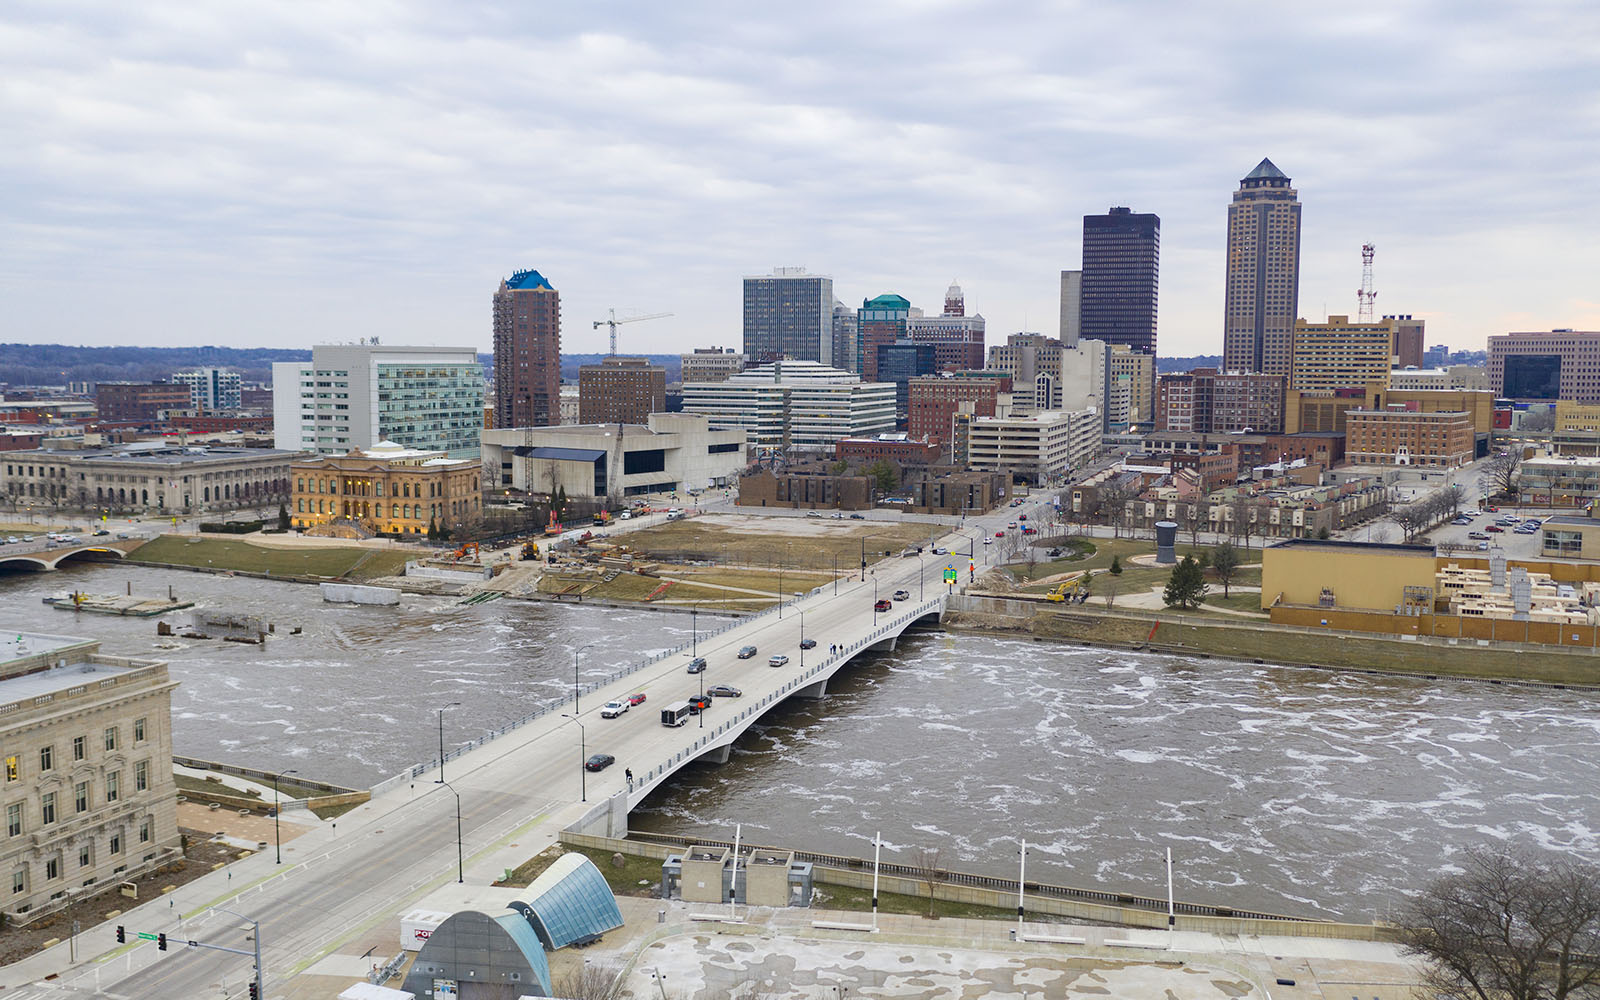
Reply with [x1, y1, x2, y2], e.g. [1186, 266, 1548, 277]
[0, 631, 95, 668]
[0, 632, 143, 703]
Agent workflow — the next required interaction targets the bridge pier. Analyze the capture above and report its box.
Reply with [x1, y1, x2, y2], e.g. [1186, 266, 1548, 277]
[695, 743, 732, 765]
[570, 791, 630, 839]
[868, 635, 898, 653]
[793, 677, 827, 699]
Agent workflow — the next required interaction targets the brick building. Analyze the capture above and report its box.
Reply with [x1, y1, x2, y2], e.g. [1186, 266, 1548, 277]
[735, 465, 873, 511]
[906, 375, 1011, 443]
[835, 434, 942, 464]
[291, 442, 481, 535]
[94, 383, 192, 424]
[577, 357, 666, 425]
[493, 269, 562, 428]
[1156, 368, 1285, 434]
[1344, 407, 1474, 467]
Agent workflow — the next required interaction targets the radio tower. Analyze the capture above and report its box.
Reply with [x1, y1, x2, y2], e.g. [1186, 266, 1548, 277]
[1357, 242, 1377, 322]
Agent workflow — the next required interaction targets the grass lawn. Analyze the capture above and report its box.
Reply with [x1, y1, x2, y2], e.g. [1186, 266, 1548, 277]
[0, 521, 70, 535]
[128, 535, 412, 579]
[623, 515, 936, 572]
[1031, 608, 1600, 685]
[1198, 591, 1269, 615]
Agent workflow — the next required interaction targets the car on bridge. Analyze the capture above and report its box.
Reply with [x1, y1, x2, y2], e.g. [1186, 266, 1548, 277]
[737, 645, 758, 658]
[687, 657, 707, 673]
[768, 654, 789, 667]
[584, 753, 615, 772]
[799, 638, 816, 649]
[892, 589, 910, 601]
[600, 700, 629, 718]
[627, 692, 647, 706]
[686, 694, 712, 712]
[707, 684, 742, 698]
[874, 599, 892, 612]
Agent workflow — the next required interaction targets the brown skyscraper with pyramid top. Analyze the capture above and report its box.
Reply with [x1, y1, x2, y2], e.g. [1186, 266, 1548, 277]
[1222, 158, 1301, 376]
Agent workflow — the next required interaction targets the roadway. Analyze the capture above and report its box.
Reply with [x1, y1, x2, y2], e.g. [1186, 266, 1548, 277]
[2, 489, 1060, 998]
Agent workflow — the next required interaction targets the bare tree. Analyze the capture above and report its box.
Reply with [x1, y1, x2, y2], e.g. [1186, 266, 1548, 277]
[1025, 544, 1039, 580]
[1183, 501, 1204, 547]
[1400, 845, 1600, 1000]
[1102, 573, 1119, 608]
[914, 845, 945, 918]
[1441, 482, 1467, 517]
[1485, 450, 1522, 502]
[550, 963, 628, 1000]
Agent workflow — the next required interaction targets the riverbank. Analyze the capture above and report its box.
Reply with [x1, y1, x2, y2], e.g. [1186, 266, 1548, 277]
[126, 534, 414, 579]
[947, 596, 1600, 687]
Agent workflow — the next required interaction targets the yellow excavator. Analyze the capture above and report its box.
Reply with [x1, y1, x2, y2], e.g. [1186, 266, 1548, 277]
[1045, 573, 1093, 603]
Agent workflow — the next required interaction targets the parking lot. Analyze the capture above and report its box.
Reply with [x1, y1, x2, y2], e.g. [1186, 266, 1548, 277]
[1423, 508, 1559, 559]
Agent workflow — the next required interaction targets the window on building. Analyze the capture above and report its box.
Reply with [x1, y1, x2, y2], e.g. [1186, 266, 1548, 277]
[72, 736, 84, 762]
[75, 782, 88, 813]
[41, 793, 55, 825]
[6, 804, 20, 837]
[45, 857, 58, 881]
[109, 833, 121, 855]
[134, 718, 146, 744]
[4, 756, 17, 783]
[78, 845, 90, 868]
[105, 773, 119, 803]
[11, 869, 23, 894]
[135, 761, 148, 792]
[139, 819, 151, 844]
[104, 727, 117, 752]
[38, 746, 51, 772]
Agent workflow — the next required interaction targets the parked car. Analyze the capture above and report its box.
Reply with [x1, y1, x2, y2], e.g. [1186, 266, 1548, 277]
[799, 638, 816, 649]
[892, 589, 910, 601]
[806, 511, 822, 518]
[627, 692, 647, 706]
[1485, 525, 1504, 532]
[584, 753, 615, 772]
[600, 700, 629, 718]
[737, 645, 758, 659]
[874, 599, 892, 612]
[1468, 531, 1489, 540]
[707, 684, 742, 698]
[687, 657, 707, 673]
[768, 654, 789, 667]
[849, 513, 865, 520]
[831, 512, 846, 519]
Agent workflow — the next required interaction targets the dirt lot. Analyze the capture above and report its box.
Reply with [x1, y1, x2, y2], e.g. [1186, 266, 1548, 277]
[0, 829, 239, 965]
[621, 513, 939, 572]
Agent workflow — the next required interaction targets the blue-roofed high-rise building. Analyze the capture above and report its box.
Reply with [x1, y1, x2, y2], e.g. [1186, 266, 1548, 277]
[494, 269, 561, 428]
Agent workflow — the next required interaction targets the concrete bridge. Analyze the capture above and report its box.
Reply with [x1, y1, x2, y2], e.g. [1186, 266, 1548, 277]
[0, 537, 143, 572]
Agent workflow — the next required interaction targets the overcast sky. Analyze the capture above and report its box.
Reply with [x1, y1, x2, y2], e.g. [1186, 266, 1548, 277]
[3, 1, 1597, 359]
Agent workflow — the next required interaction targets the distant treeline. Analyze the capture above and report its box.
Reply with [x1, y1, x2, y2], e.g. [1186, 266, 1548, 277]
[0, 343, 312, 388]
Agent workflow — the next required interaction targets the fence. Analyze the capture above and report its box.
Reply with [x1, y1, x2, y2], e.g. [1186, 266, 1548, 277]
[369, 583, 937, 797]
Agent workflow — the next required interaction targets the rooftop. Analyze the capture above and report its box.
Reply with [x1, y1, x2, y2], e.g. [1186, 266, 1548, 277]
[1267, 537, 1435, 556]
[1243, 157, 1288, 181]
[0, 632, 151, 704]
[503, 269, 554, 291]
[23, 444, 298, 464]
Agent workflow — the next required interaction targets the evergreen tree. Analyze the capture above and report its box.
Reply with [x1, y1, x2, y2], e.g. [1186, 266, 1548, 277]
[277, 503, 290, 532]
[1211, 540, 1241, 597]
[1162, 554, 1209, 609]
[427, 516, 439, 541]
[1109, 555, 1122, 576]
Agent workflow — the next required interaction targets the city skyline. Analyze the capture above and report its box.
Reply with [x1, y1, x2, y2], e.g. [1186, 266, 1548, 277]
[3, 3, 1597, 357]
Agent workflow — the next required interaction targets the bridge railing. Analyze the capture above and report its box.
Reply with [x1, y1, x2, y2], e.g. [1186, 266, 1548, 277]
[629, 599, 945, 796]
[371, 583, 940, 795]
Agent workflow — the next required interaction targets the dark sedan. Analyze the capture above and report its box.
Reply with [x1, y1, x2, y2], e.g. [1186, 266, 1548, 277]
[584, 753, 615, 772]
[707, 684, 743, 698]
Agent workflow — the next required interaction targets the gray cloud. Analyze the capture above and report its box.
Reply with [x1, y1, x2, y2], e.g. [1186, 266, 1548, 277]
[1, 0, 1597, 356]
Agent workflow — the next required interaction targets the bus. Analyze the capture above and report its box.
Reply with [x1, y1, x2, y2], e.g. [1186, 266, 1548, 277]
[660, 701, 693, 727]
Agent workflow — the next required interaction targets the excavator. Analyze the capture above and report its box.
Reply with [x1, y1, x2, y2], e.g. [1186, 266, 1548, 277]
[543, 510, 562, 538]
[1045, 573, 1093, 603]
[451, 542, 480, 563]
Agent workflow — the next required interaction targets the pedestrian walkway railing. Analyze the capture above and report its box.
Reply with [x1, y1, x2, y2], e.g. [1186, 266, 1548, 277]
[370, 585, 946, 798]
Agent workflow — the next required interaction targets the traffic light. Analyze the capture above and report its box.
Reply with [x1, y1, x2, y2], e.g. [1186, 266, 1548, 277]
[115, 925, 125, 943]
[157, 932, 167, 951]
[248, 982, 260, 1000]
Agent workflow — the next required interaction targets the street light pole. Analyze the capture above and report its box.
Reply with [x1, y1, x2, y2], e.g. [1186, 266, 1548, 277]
[562, 714, 587, 802]
[436, 702, 460, 784]
[833, 552, 838, 595]
[799, 611, 805, 669]
[439, 781, 464, 882]
[873, 580, 879, 623]
[272, 769, 298, 864]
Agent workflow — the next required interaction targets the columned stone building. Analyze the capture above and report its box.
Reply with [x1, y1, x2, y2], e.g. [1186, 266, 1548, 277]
[2, 444, 296, 515]
[0, 633, 182, 924]
[291, 442, 481, 535]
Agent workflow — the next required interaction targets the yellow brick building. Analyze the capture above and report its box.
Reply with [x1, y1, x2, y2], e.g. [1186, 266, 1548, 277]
[292, 441, 481, 535]
[1290, 315, 1397, 391]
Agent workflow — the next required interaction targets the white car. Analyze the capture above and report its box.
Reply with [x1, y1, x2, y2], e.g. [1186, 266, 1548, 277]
[619, 511, 632, 520]
[600, 700, 629, 719]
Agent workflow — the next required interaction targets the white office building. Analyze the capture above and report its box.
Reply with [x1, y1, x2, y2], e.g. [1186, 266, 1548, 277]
[481, 414, 748, 499]
[681, 360, 896, 454]
[967, 407, 1101, 482]
[273, 345, 484, 457]
[172, 368, 242, 411]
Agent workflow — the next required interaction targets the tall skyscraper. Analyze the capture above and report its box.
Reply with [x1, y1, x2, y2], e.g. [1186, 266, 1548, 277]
[1059, 270, 1081, 346]
[493, 269, 562, 428]
[742, 267, 834, 365]
[1080, 208, 1160, 356]
[1222, 159, 1302, 376]
[858, 294, 911, 381]
[831, 300, 859, 375]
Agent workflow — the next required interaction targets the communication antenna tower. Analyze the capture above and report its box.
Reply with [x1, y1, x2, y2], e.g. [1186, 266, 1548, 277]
[1357, 243, 1377, 323]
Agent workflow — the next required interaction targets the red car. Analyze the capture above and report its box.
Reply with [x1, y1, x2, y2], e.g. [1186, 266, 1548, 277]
[626, 692, 647, 706]
[995, 531, 1004, 538]
[874, 599, 892, 612]
[1019, 514, 1028, 521]
[1485, 525, 1504, 532]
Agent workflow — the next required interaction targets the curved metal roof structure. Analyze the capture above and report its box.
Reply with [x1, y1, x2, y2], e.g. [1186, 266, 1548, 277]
[519, 852, 624, 951]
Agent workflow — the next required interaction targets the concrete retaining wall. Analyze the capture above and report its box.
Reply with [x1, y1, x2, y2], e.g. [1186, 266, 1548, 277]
[557, 831, 1392, 942]
[404, 561, 492, 582]
[319, 582, 401, 605]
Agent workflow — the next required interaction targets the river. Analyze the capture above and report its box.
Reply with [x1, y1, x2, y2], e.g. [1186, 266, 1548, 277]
[6, 563, 1597, 919]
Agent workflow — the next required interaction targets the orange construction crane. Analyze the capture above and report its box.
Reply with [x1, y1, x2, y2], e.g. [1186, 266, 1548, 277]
[544, 510, 562, 537]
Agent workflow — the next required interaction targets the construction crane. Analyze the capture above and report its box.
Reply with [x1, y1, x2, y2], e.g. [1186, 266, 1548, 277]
[593, 308, 672, 356]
